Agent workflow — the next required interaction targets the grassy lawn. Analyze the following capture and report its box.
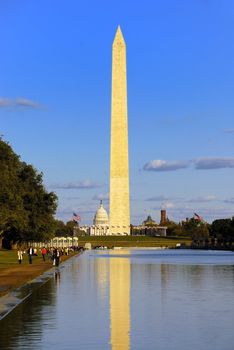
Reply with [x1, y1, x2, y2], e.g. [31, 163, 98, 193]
[0, 250, 80, 297]
[0, 249, 48, 296]
[0, 249, 42, 269]
[77, 236, 191, 248]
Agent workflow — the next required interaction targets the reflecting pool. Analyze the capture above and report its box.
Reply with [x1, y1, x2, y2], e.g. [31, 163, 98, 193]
[0, 249, 234, 350]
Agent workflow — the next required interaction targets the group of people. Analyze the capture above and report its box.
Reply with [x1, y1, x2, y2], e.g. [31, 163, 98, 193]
[17, 246, 73, 266]
[17, 247, 34, 265]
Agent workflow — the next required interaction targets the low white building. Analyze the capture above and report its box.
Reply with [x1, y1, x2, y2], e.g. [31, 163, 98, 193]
[31, 236, 79, 248]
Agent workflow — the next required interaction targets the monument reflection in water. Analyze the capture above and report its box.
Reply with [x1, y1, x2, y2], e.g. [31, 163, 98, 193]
[109, 250, 130, 350]
[1, 250, 234, 350]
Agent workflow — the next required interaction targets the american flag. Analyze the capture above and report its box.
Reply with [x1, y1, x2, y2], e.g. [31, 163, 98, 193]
[73, 212, 81, 222]
[194, 213, 202, 221]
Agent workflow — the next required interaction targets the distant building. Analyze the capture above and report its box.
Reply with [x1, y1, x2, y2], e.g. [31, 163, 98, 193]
[89, 201, 110, 236]
[80, 205, 167, 237]
[142, 215, 157, 226]
[160, 209, 167, 225]
[132, 214, 167, 236]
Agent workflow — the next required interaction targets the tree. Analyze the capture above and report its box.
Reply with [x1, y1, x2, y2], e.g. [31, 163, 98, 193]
[165, 220, 182, 236]
[54, 220, 67, 237]
[19, 163, 57, 242]
[182, 218, 210, 247]
[191, 223, 209, 247]
[0, 140, 27, 247]
[54, 220, 86, 237]
[0, 138, 57, 248]
[210, 218, 234, 248]
[54, 220, 76, 237]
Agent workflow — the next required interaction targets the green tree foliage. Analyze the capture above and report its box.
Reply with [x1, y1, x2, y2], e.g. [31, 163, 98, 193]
[54, 220, 68, 237]
[182, 218, 209, 246]
[0, 140, 27, 245]
[54, 220, 86, 237]
[54, 220, 75, 237]
[19, 163, 57, 242]
[210, 218, 234, 248]
[0, 138, 58, 247]
[66, 220, 78, 236]
[165, 219, 183, 236]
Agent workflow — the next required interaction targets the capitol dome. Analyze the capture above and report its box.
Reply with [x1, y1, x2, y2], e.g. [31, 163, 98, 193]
[93, 201, 109, 226]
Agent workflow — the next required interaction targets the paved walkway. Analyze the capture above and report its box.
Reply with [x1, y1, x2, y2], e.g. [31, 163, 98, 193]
[0, 253, 77, 297]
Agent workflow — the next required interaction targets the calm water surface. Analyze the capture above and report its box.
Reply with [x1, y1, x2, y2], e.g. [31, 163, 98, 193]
[0, 249, 234, 350]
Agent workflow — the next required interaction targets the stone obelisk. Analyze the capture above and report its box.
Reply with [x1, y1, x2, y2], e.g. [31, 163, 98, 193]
[109, 26, 130, 235]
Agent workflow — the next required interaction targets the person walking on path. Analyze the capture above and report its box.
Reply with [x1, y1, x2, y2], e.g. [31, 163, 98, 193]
[52, 248, 56, 266]
[17, 249, 23, 264]
[27, 246, 34, 264]
[55, 249, 60, 267]
[41, 247, 47, 261]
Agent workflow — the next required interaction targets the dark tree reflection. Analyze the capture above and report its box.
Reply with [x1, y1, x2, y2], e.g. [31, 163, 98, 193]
[0, 276, 57, 350]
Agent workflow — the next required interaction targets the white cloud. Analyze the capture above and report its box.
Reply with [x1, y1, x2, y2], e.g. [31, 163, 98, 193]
[223, 198, 234, 204]
[0, 96, 43, 109]
[194, 157, 234, 170]
[15, 98, 42, 109]
[143, 157, 234, 171]
[146, 195, 182, 202]
[162, 202, 175, 209]
[146, 195, 171, 201]
[144, 159, 189, 171]
[188, 195, 217, 203]
[50, 180, 101, 189]
[0, 98, 12, 107]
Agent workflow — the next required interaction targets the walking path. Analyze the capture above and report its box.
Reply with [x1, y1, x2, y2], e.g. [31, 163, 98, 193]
[0, 251, 80, 297]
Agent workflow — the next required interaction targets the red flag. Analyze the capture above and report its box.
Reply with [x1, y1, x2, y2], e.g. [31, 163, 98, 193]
[73, 213, 80, 222]
[194, 213, 202, 221]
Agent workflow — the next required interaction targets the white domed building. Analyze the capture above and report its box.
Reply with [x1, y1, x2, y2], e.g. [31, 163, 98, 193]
[90, 201, 110, 236]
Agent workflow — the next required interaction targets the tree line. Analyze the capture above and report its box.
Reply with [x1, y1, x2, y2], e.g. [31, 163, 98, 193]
[0, 138, 58, 248]
[165, 217, 234, 249]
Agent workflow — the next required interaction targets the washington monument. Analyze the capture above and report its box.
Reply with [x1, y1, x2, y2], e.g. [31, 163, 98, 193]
[109, 26, 130, 235]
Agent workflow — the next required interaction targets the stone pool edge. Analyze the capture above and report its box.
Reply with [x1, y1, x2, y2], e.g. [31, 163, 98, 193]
[0, 251, 83, 320]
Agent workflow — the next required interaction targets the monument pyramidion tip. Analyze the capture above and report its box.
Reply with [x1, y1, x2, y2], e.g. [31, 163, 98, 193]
[113, 25, 125, 46]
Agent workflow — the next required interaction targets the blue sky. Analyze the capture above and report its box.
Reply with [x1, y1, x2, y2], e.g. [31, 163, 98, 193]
[1, 0, 234, 224]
